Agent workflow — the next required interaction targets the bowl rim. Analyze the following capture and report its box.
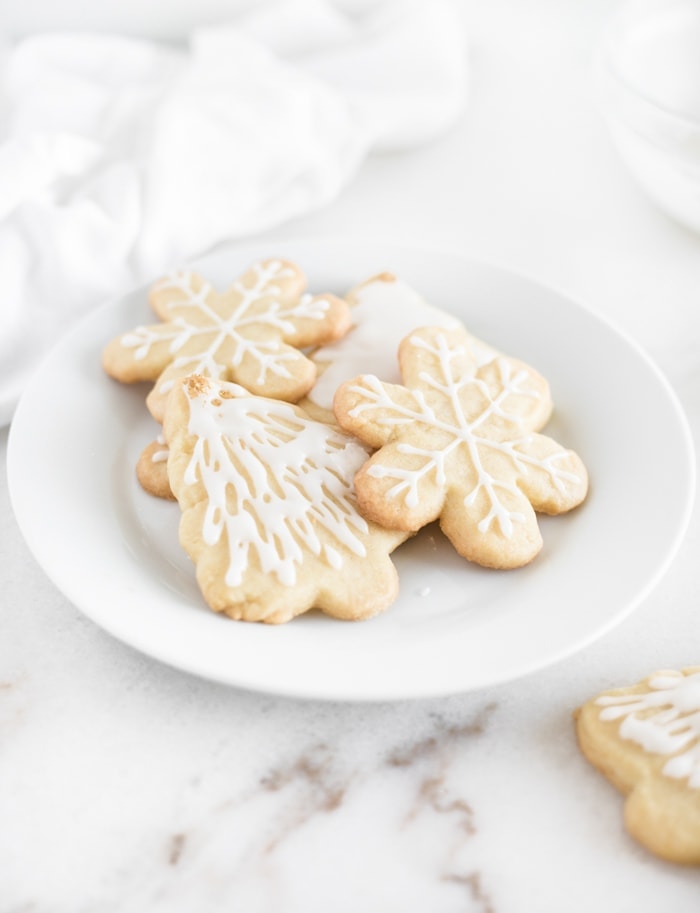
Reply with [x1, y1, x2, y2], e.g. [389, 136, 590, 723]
[596, 0, 700, 133]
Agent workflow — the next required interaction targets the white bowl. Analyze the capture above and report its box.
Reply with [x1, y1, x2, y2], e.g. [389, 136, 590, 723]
[596, 0, 700, 232]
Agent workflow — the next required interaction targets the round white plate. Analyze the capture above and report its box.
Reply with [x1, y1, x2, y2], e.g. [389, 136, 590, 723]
[7, 241, 695, 700]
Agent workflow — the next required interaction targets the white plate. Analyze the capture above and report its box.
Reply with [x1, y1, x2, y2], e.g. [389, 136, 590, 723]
[7, 240, 695, 700]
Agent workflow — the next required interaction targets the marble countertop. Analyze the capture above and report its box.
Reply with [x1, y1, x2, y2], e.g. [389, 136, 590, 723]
[3, 1, 700, 910]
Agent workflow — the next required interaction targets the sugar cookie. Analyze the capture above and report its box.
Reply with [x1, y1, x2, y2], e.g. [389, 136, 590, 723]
[301, 272, 497, 423]
[333, 325, 587, 568]
[103, 259, 351, 423]
[163, 375, 407, 623]
[136, 434, 174, 501]
[576, 668, 700, 864]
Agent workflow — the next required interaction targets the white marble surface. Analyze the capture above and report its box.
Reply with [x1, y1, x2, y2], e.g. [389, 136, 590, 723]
[3, 1, 700, 910]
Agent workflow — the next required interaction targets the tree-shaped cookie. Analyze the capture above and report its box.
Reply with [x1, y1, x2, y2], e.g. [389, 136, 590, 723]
[103, 259, 351, 422]
[163, 375, 407, 623]
[576, 668, 700, 864]
[334, 326, 587, 568]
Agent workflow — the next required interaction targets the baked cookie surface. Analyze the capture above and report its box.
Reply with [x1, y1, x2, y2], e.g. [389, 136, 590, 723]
[300, 272, 493, 422]
[136, 434, 174, 501]
[163, 375, 407, 624]
[576, 667, 700, 864]
[334, 325, 587, 568]
[103, 259, 351, 422]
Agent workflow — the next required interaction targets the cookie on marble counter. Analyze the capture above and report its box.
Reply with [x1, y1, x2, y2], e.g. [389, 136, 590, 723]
[575, 667, 700, 865]
[163, 374, 408, 624]
[334, 325, 587, 569]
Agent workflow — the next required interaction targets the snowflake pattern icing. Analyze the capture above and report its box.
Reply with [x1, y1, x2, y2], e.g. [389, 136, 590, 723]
[103, 259, 350, 421]
[597, 670, 700, 789]
[334, 326, 588, 567]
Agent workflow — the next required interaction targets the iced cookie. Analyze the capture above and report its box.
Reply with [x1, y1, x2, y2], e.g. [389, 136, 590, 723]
[136, 434, 174, 501]
[301, 272, 498, 424]
[163, 375, 408, 623]
[576, 668, 700, 864]
[103, 259, 351, 423]
[333, 326, 587, 568]
[137, 272, 497, 499]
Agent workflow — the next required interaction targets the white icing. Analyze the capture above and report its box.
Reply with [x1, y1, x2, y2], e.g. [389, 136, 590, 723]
[347, 330, 580, 539]
[121, 261, 330, 394]
[182, 379, 370, 587]
[597, 670, 700, 788]
[307, 276, 491, 410]
[151, 433, 169, 464]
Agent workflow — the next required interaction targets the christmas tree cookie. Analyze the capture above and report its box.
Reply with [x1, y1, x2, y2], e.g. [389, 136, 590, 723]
[163, 375, 407, 623]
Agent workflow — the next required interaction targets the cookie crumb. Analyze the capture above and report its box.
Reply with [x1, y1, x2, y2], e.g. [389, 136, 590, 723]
[185, 375, 211, 398]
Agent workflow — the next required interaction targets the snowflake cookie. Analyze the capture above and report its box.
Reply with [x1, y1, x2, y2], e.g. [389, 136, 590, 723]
[163, 375, 407, 623]
[333, 326, 588, 568]
[300, 272, 498, 423]
[576, 668, 700, 864]
[102, 259, 351, 423]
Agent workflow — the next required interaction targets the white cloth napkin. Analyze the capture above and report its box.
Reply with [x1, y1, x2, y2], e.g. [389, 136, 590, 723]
[0, 0, 469, 422]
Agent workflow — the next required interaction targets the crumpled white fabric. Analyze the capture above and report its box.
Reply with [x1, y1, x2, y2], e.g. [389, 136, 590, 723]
[0, 0, 469, 422]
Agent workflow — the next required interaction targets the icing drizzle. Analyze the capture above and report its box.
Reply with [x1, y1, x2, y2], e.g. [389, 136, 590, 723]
[181, 378, 370, 587]
[597, 670, 700, 788]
